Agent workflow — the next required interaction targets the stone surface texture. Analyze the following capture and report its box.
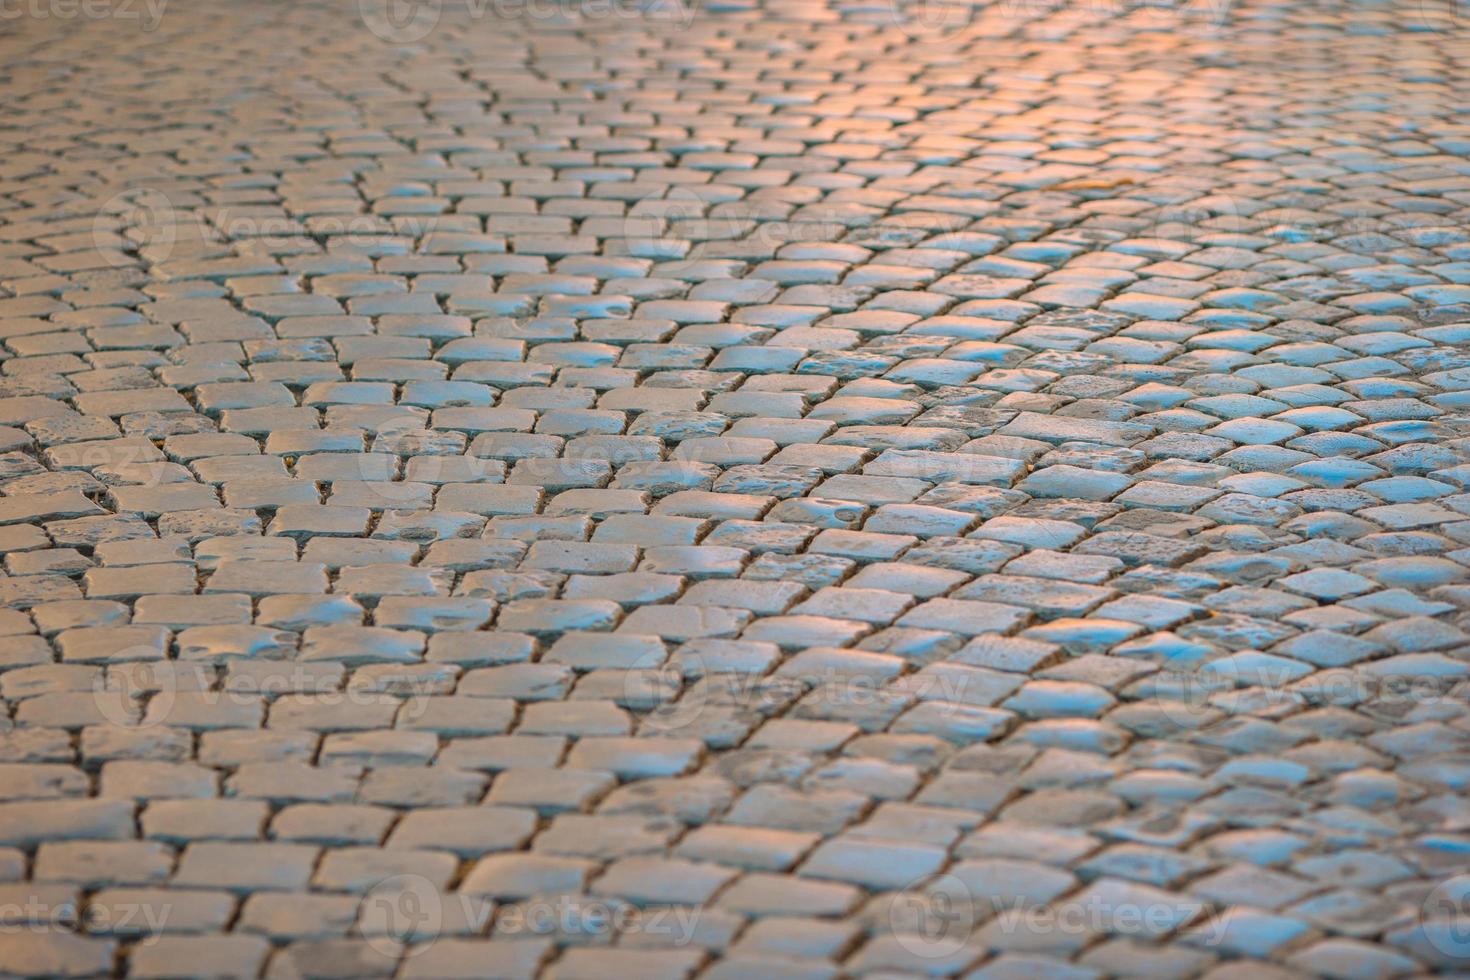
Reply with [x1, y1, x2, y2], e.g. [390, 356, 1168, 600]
[1, 0, 1469, 975]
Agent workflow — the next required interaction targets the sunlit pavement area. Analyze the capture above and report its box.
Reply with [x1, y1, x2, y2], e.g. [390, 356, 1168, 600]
[1, 0, 1470, 975]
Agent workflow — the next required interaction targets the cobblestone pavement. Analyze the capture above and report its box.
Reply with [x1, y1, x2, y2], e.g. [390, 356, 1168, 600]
[1, 0, 1469, 976]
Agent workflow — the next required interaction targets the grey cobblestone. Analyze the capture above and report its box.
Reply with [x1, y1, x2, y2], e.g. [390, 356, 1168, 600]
[0, 0, 1469, 975]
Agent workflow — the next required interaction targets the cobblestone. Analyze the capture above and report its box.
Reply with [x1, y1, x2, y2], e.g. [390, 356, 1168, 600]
[0, 0, 1468, 975]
